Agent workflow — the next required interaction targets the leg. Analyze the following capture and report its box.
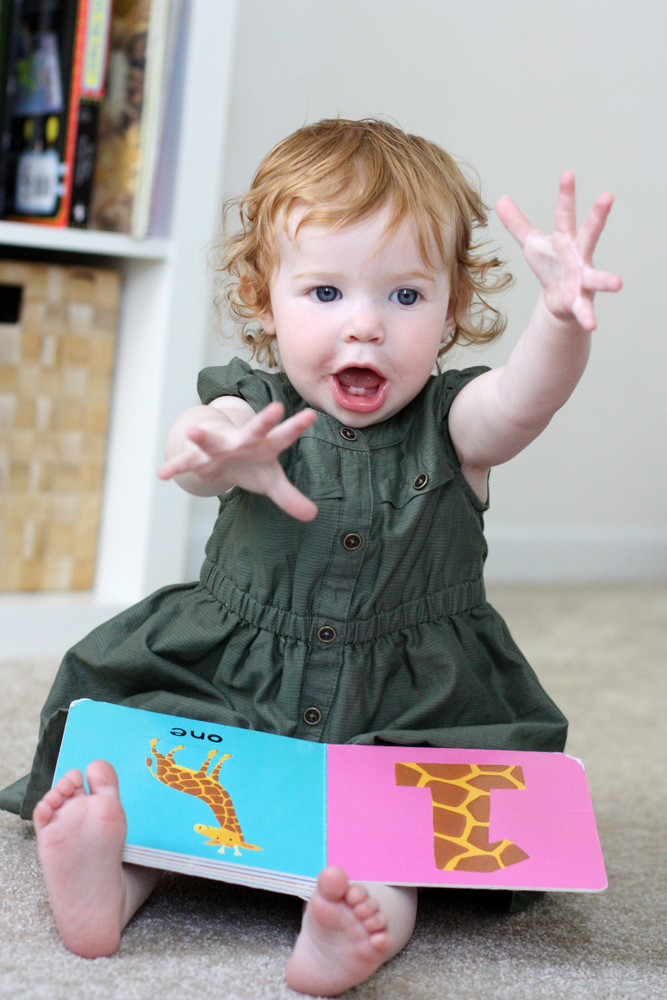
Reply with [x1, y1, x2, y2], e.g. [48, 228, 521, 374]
[32, 760, 161, 958]
[286, 866, 417, 997]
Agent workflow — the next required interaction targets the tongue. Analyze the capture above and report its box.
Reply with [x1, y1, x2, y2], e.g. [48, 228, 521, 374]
[338, 367, 381, 390]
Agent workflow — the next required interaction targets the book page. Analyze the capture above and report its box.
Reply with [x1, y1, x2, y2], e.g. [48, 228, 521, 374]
[326, 745, 606, 892]
[55, 701, 326, 882]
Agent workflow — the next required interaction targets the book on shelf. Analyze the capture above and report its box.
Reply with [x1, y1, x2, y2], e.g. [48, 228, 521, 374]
[53, 699, 608, 900]
[0, 0, 18, 217]
[68, 0, 114, 226]
[0, 0, 90, 225]
[87, 0, 181, 238]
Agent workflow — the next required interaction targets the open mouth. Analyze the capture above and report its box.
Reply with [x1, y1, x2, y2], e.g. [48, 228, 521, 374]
[331, 367, 388, 413]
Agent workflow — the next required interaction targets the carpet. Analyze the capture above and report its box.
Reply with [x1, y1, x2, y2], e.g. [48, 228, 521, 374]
[1, 584, 665, 999]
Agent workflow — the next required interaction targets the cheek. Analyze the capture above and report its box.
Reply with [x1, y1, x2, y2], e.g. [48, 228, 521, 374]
[405, 328, 443, 371]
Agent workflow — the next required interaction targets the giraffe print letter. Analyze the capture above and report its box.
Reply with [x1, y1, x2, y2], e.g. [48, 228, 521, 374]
[395, 762, 530, 872]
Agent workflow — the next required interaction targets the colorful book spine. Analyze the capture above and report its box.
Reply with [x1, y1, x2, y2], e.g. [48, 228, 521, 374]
[68, 0, 113, 226]
[1, 0, 90, 225]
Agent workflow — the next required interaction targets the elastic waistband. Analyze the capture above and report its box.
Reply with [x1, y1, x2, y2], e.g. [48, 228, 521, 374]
[200, 559, 486, 645]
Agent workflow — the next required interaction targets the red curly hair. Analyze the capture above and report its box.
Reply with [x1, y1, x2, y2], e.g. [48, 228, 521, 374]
[214, 118, 512, 367]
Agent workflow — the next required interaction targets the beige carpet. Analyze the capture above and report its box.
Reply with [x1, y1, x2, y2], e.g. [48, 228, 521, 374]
[1, 584, 665, 1000]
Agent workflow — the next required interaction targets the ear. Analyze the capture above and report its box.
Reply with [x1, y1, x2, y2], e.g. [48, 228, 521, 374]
[258, 306, 276, 335]
[239, 275, 277, 336]
[257, 305, 277, 337]
[442, 297, 457, 342]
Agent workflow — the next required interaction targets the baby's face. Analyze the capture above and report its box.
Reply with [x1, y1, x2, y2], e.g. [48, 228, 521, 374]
[259, 207, 455, 427]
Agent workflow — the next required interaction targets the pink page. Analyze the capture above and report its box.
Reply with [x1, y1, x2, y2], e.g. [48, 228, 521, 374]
[326, 746, 606, 892]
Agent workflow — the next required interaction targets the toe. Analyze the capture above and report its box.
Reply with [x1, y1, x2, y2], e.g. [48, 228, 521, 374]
[316, 865, 350, 902]
[33, 771, 85, 829]
[32, 798, 55, 830]
[353, 896, 379, 921]
[364, 911, 388, 935]
[56, 770, 85, 798]
[368, 929, 392, 954]
[346, 883, 369, 908]
[85, 760, 120, 797]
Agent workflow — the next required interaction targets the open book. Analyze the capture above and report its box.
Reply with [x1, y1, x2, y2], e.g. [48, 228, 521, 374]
[54, 700, 607, 900]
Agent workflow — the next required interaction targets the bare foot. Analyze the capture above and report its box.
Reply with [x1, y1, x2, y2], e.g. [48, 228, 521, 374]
[286, 866, 395, 996]
[33, 761, 133, 958]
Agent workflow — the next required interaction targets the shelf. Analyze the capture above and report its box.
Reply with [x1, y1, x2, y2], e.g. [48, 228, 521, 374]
[0, 1, 239, 658]
[0, 220, 171, 261]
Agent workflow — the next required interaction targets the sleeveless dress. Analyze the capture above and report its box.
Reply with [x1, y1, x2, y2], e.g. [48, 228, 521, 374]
[1, 358, 567, 819]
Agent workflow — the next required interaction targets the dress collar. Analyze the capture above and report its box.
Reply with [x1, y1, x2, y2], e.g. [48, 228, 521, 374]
[286, 377, 430, 451]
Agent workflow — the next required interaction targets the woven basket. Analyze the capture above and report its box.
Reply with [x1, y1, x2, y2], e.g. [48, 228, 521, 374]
[0, 260, 119, 590]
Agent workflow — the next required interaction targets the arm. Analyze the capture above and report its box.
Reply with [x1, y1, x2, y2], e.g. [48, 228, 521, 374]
[449, 172, 622, 495]
[157, 396, 318, 521]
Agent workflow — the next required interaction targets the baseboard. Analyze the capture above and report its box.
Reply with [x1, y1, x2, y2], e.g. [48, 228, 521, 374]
[0, 594, 125, 659]
[484, 525, 667, 582]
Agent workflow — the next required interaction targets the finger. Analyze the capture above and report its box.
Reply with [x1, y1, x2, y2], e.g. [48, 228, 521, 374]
[267, 472, 318, 522]
[243, 402, 287, 442]
[554, 170, 577, 237]
[582, 265, 623, 294]
[157, 447, 205, 480]
[232, 405, 316, 460]
[577, 192, 615, 259]
[573, 297, 597, 333]
[495, 196, 537, 247]
[265, 407, 318, 451]
[157, 458, 179, 480]
[184, 424, 238, 460]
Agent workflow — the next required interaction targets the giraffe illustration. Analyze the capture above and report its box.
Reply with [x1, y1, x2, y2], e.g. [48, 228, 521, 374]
[146, 739, 262, 856]
[395, 761, 530, 873]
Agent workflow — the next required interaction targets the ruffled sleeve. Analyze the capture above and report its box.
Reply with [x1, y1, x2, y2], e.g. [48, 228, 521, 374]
[433, 365, 490, 419]
[197, 357, 302, 415]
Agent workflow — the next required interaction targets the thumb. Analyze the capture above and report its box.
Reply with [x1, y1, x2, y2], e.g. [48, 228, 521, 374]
[267, 471, 318, 522]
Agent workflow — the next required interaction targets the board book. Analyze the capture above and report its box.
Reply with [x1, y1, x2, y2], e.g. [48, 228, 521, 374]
[53, 700, 607, 900]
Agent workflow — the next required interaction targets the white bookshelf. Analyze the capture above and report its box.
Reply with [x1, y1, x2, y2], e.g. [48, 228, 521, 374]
[0, 222, 171, 259]
[1, 1, 238, 656]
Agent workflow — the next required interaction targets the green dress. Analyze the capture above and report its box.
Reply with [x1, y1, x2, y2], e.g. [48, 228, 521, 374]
[1, 358, 567, 820]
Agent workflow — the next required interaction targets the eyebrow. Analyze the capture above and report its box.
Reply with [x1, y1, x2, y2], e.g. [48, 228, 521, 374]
[292, 269, 439, 284]
[393, 270, 439, 284]
[292, 271, 342, 282]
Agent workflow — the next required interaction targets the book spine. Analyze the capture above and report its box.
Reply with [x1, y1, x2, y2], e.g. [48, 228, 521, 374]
[68, 0, 113, 226]
[54, 0, 90, 225]
[130, 0, 170, 238]
[2, 0, 90, 226]
[0, 0, 25, 219]
[88, 0, 152, 234]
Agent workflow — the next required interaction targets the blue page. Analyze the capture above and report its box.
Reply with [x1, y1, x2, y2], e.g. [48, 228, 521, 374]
[54, 701, 326, 879]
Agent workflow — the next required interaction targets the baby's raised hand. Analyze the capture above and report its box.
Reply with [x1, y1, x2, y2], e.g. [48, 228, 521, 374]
[496, 172, 622, 332]
[158, 402, 318, 522]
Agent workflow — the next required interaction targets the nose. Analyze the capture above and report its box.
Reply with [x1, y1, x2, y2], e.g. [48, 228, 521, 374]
[341, 301, 385, 344]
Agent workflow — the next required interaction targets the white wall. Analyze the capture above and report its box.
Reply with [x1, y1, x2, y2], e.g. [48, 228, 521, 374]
[189, 0, 667, 582]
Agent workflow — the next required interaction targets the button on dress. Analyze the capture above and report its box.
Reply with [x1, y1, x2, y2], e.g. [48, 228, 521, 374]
[1, 357, 567, 819]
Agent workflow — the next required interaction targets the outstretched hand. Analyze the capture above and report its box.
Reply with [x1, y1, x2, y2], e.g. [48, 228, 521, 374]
[158, 402, 319, 522]
[496, 171, 622, 332]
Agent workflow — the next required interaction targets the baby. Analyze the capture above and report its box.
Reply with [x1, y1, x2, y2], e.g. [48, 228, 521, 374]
[19, 118, 621, 995]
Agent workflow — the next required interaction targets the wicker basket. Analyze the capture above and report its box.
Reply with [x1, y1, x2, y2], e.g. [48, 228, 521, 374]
[0, 260, 119, 590]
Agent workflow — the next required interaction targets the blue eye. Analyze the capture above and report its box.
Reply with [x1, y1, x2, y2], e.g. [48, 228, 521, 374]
[392, 288, 420, 306]
[312, 286, 340, 302]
